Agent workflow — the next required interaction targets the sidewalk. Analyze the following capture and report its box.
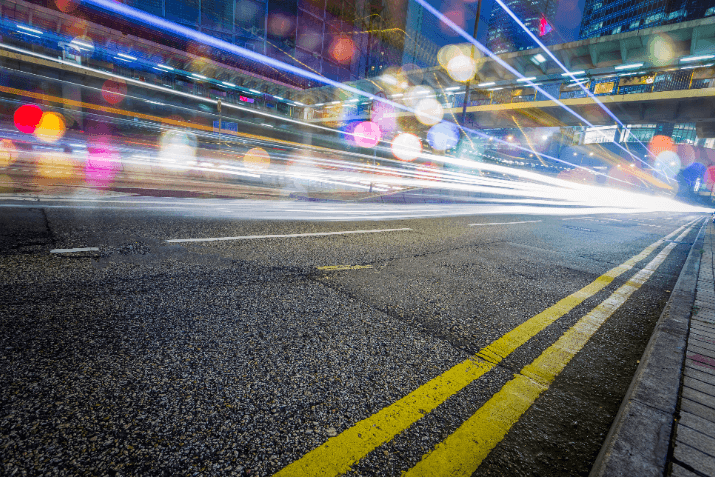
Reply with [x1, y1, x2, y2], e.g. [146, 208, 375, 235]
[669, 219, 715, 477]
[591, 217, 715, 476]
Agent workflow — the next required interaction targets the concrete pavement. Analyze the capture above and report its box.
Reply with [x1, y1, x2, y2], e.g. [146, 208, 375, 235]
[591, 217, 715, 476]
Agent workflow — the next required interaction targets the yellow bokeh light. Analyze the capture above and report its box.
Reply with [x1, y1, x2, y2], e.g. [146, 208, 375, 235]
[243, 147, 271, 170]
[414, 98, 444, 125]
[37, 152, 76, 180]
[34, 112, 66, 143]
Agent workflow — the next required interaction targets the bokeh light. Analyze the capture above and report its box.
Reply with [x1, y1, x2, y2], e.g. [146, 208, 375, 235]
[446, 54, 476, 82]
[681, 162, 706, 187]
[648, 35, 675, 66]
[70, 35, 94, 55]
[400, 64, 422, 84]
[391, 133, 422, 161]
[705, 165, 715, 186]
[649, 135, 676, 157]
[34, 112, 66, 143]
[268, 13, 294, 38]
[330, 37, 355, 64]
[65, 16, 88, 37]
[55, 0, 78, 13]
[159, 130, 197, 168]
[14, 104, 43, 134]
[440, 9, 465, 35]
[353, 121, 382, 148]
[427, 122, 460, 150]
[415, 98, 444, 125]
[37, 152, 76, 182]
[102, 78, 128, 105]
[654, 150, 681, 179]
[244, 147, 271, 170]
[371, 101, 397, 135]
[86, 141, 120, 189]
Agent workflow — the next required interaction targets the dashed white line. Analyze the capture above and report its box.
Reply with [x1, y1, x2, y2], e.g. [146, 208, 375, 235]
[469, 220, 542, 226]
[50, 247, 100, 253]
[165, 227, 413, 243]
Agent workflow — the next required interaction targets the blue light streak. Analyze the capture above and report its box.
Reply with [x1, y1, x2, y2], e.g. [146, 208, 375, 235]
[78, 0, 634, 186]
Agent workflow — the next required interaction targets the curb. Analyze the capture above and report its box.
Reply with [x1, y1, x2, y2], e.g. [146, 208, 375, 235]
[590, 218, 707, 477]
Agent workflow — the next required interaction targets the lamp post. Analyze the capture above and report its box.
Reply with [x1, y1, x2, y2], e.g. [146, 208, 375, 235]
[217, 99, 222, 150]
[461, 0, 482, 127]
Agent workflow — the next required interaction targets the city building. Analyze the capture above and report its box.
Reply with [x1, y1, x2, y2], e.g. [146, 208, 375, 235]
[579, 0, 715, 40]
[486, 0, 558, 54]
[115, 0, 409, 83]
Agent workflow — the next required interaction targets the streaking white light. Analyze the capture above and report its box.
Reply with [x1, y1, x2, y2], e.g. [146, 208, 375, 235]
[680, 54, 715, 63]
[16, 24, 43, 35]
[615, 63, 643, 70]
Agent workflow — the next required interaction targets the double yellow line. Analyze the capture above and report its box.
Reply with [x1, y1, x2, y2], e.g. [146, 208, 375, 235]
[276, 218, 701, 477]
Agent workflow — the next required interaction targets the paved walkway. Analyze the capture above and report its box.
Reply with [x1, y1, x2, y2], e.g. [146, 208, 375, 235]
[669, 219, 715, 477]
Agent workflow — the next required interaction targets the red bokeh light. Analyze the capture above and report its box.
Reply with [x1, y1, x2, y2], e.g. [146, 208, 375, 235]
[268, 13, 294, 38]
[705, 165, 715, 185]
[648, 135, 675, 157]
[14, 104, 43, 134]
[55, 0, 77, 13]
[330, 37, 355, 64]
[439, 9, 465, 35]
[102, 79, 127, 105]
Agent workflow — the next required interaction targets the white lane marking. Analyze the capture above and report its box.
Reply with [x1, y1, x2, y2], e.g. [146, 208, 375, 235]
[166, 227, 413, 243]
[469, 220, 542, 226]
[50, 247, 100, 253]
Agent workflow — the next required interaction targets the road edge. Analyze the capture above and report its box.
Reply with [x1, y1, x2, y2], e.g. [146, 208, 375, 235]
[590, 217, 707, 477]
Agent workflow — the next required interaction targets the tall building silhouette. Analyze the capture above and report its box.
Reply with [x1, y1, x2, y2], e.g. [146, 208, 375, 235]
[579, 0, 715, 40]
[486, 0, 558, 54]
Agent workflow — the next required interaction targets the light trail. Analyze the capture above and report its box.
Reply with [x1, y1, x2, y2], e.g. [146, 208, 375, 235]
[492, 0, 663, 169]
[76, 0, 639, 186]
[412, 0, 652, 168]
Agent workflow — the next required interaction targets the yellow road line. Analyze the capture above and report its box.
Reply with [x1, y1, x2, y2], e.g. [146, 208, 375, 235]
[274, 219, 697, 477]
[316, 265, 374, 271]
[404, 220, 701, 477]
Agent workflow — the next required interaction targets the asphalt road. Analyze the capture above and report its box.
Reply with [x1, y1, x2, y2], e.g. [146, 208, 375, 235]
[0, 197, 705, 476]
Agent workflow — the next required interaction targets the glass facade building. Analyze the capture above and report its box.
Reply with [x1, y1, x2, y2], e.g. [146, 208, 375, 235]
[579, 0, 715, 40]
[118, 0, 409, 82]
[486, 0, 558, 55]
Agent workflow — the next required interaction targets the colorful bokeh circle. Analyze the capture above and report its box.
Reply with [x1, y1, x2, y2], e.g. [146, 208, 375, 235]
[243, 147, 271, 170]
[427, 123, 460, 151]
[353, 121, 382, 148]
[14, 104, 43, 134]
[34, 112, 66, 143]
[391, 133, 422, 161]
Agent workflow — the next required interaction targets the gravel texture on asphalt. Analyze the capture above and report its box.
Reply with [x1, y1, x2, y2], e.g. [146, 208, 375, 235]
[0, 205, 700, 476]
